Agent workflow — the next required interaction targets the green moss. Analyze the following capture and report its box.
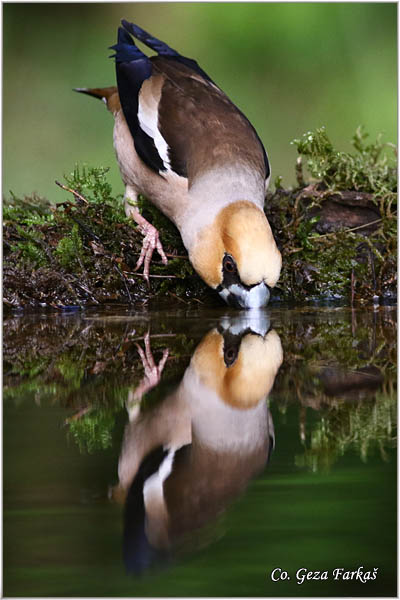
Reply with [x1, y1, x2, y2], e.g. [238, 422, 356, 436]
[291, 125, 397, 198]
[64, 165, 118, 207]
[3, 192, 54, 224]
[267, 127, 397, 303]
[12, 240, 48, 268]
[54, 224, 84, 268]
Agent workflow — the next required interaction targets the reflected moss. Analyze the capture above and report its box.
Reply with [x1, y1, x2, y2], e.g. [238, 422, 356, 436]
[4, 308, 396, 467]
[272, 307, 396, 471]
[3, 312, 196, 454]
[67, 404, 123, 454]
[56, 356, 85, 390]
[295, 392, 396, 473]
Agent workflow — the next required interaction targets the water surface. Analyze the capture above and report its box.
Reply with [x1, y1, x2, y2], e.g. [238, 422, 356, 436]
[3, 304, 397, 596]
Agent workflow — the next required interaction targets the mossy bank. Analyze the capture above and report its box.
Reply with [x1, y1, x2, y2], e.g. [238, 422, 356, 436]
[3, 127, 397, 309]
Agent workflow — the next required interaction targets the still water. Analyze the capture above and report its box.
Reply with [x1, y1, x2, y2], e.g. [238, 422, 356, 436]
[3, 304, 397, 597]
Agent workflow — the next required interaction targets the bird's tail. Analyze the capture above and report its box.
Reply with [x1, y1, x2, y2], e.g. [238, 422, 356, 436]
[73, 86, 116, 101]
[74, 86, 120, 113]
[118, 19, 214, 84]
[109, 25, 148, 64]
[121, 19, 179, 57]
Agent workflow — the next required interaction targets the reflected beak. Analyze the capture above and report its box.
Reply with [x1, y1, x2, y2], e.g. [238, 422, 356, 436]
[218, 281, 270, 309]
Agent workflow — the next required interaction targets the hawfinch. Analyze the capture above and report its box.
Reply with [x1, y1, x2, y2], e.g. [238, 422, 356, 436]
[76, 20, 281, 308]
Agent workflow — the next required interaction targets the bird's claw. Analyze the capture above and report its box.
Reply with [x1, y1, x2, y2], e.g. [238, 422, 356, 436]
[132, 331, 169, 401]
[134, 222, 168, 286]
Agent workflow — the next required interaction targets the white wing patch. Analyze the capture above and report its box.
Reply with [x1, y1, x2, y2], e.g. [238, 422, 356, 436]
[142, 447, 175, 503]
[138, 84, 171, 173]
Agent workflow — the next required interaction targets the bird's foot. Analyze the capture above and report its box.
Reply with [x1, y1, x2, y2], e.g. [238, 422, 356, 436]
[130, 331, 169, 405]
[133, 215, 168, 287]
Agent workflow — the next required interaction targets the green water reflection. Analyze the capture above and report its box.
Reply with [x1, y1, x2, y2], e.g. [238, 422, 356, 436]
[3, 305, 397, 596]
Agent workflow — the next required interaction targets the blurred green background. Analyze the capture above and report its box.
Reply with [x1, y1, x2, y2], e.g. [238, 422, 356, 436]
[3, 2, 397, 202]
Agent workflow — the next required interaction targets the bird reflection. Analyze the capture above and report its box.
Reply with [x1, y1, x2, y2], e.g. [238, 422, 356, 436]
[113, 313, 283, 573]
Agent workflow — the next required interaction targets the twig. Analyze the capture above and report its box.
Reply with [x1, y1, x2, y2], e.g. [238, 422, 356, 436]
[369, 249, 377, 294]
[113, 321, 134, 357]
[64, 406, 92, 424]
[295, 156, 306, 187]
[113, 262, 132, 303]
[66, 275, 100, 304]
[168, 291, 189, 304]
[69, 215, 103, 243]
[128, 251, 189, 260]
[124, 271, 179, 279]
[315, 218, 382, 238]
[164, 253, 189, 260]
[190, 297, 205, 305]
[284, 246, 304, 255]
[55, 180, 89, 204]
[129, 333, 177, 343]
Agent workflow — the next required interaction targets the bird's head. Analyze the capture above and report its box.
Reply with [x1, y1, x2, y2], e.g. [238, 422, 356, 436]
[191, 315, 283, 409]
[189, 201, 281, 308]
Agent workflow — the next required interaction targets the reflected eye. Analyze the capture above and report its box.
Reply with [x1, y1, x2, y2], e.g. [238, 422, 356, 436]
[224, 345, 238, 367]
[223, 254, 237, 274]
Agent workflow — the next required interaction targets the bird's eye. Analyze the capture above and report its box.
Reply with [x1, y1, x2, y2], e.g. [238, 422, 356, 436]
[223, 254, 237, 274]
[224, 345, 238, 367]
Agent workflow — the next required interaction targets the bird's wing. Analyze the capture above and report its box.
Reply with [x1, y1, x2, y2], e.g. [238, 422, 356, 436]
[111, 25, 167, 174]
[153, 56, 269, 181]
[111, 21, 269, 182]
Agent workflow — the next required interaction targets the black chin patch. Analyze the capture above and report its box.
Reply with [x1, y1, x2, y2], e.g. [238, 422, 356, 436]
[217, 325, 260, 367]
[225, 291, 243, 309]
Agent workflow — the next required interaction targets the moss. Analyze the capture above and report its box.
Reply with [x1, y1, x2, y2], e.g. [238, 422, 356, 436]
[291, 125, 397, 198]
[268, 127, 396, 303]
[7, 356, 52, 379]
[3, 192, 54, 224]
[64, 165, 115, 204]
[55, 224, 84, 269]
[12, 240, 48, 268]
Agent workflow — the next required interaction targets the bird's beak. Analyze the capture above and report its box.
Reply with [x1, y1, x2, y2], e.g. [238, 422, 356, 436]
[218, 281, 270, 309]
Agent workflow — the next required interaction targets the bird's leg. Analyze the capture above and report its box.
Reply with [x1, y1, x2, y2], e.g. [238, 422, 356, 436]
[124, 186, 168, 287]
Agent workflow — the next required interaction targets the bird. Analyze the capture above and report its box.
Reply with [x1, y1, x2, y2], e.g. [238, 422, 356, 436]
[75, 20, 282, 308]
[110, 314, 283, 571]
